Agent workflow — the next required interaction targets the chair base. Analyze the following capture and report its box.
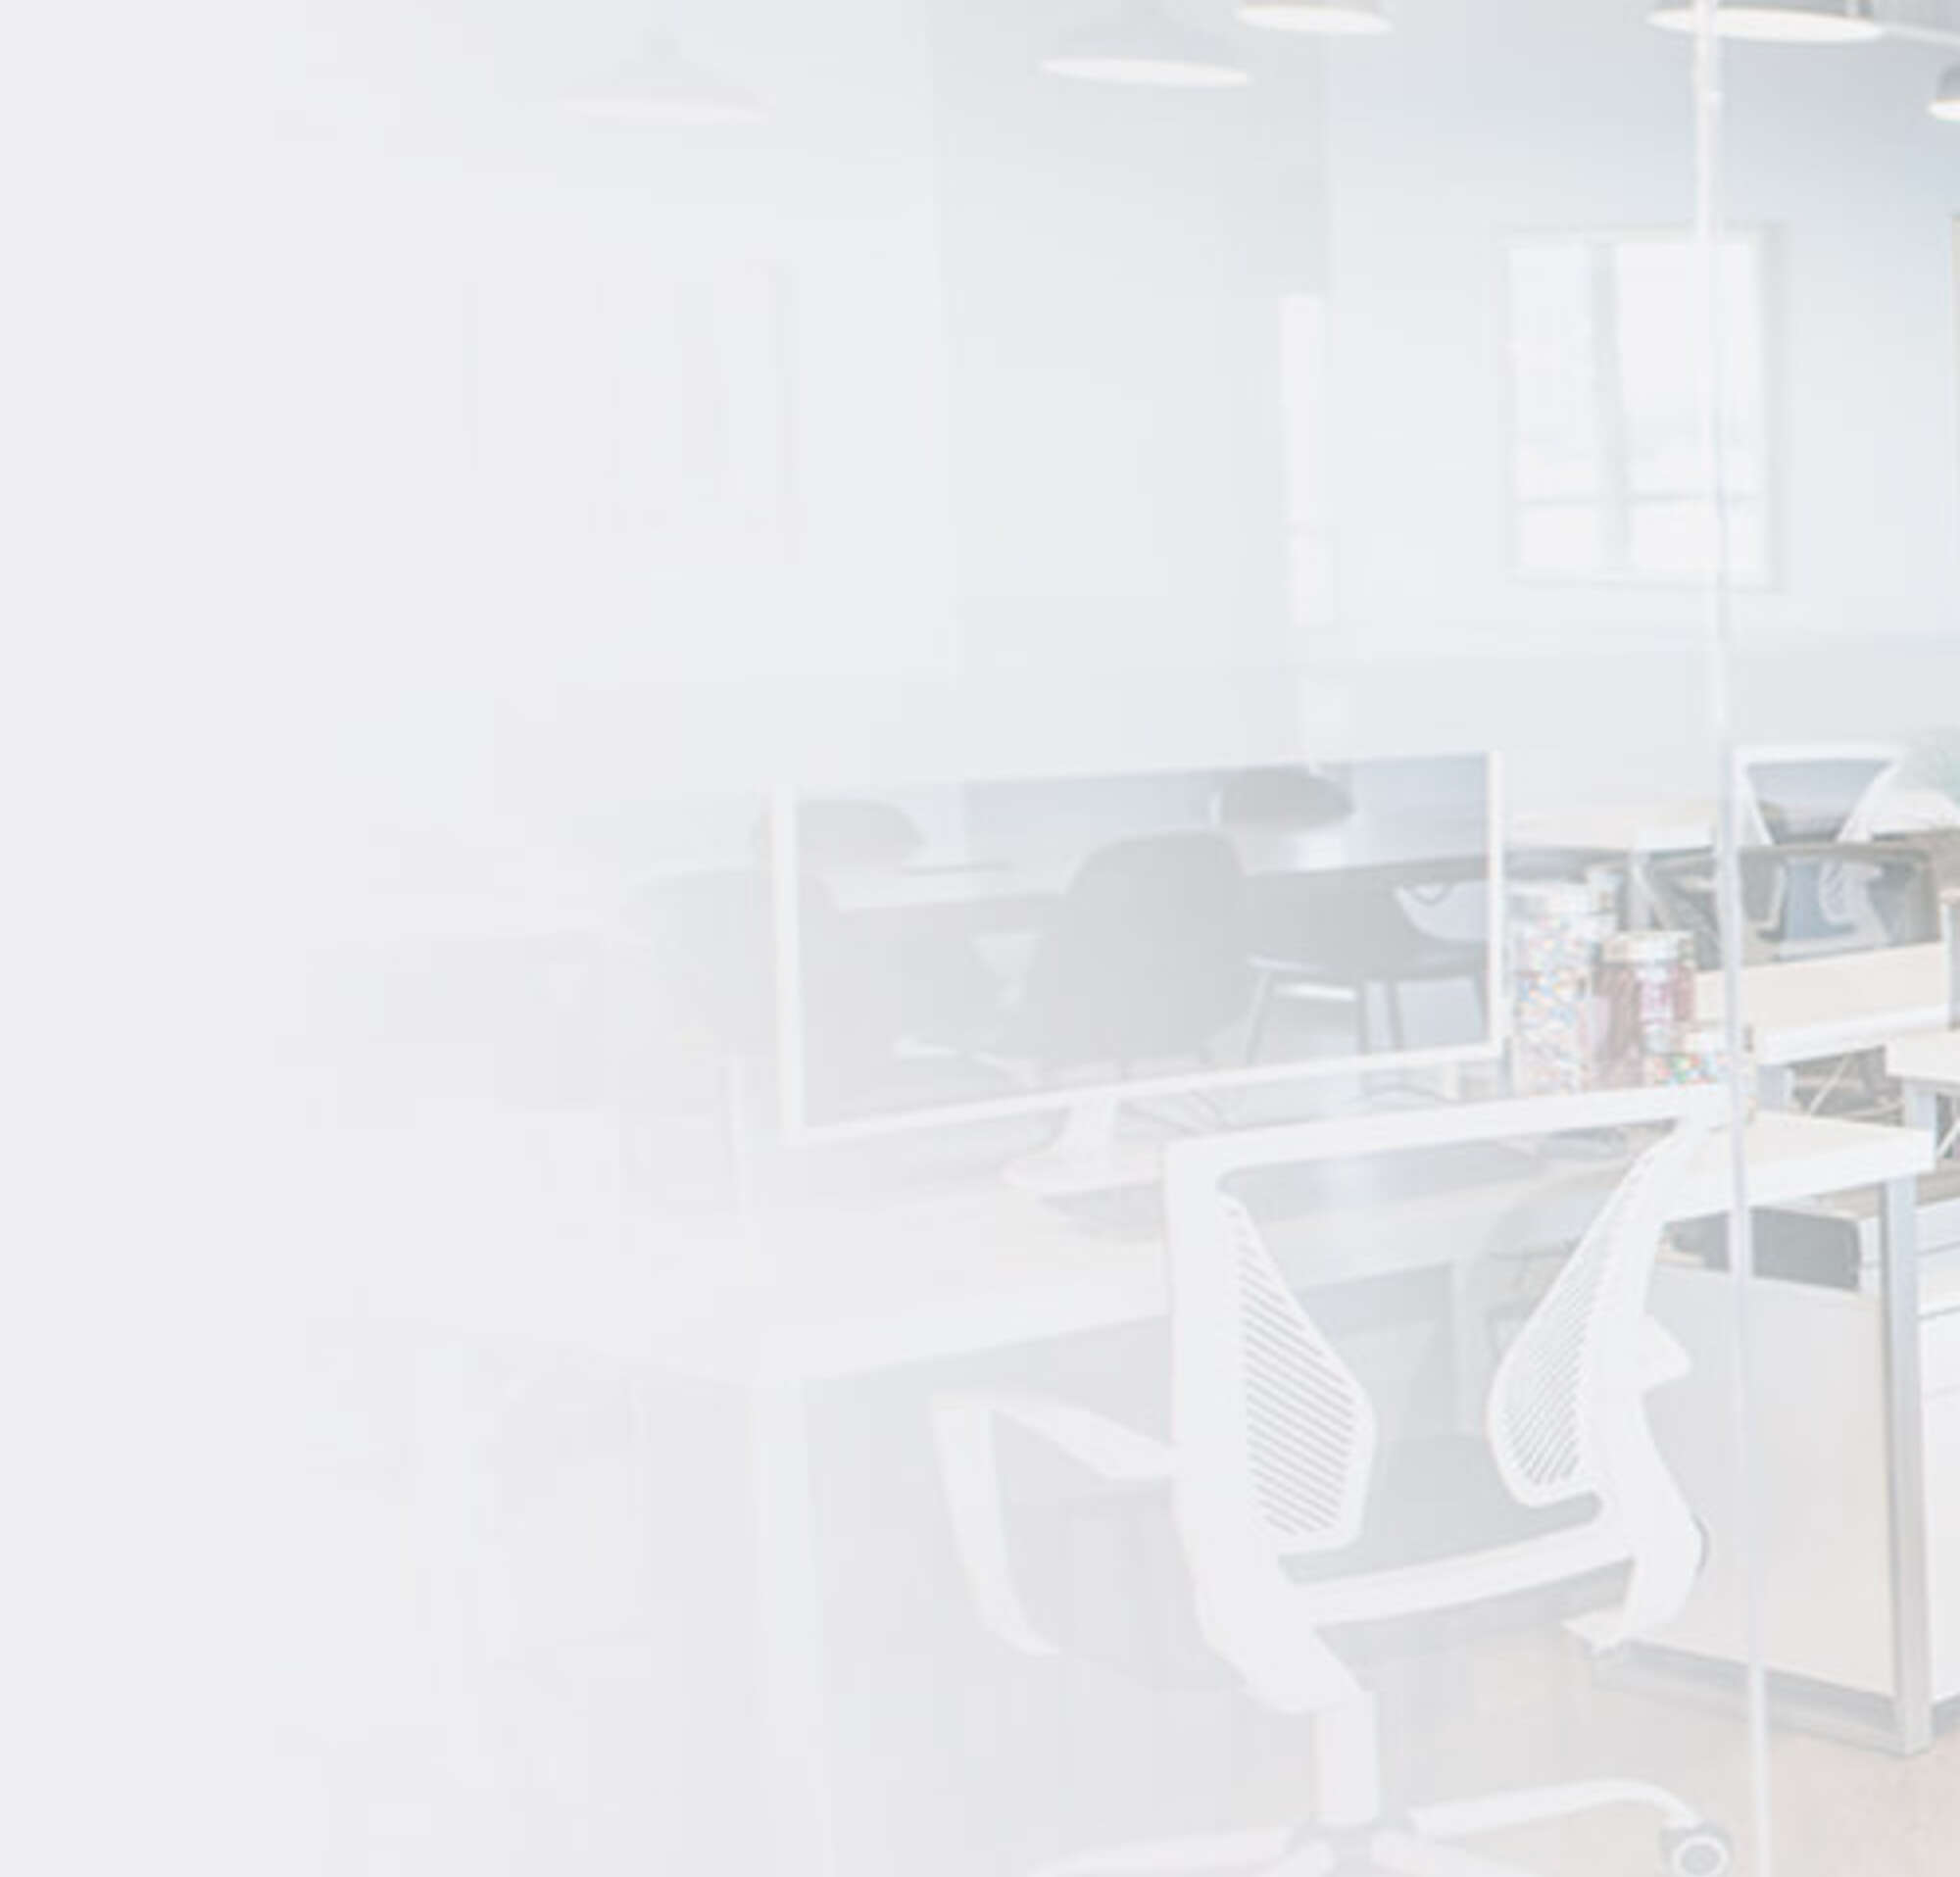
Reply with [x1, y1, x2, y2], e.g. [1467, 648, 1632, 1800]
[1030, 1777, 1732, 1877]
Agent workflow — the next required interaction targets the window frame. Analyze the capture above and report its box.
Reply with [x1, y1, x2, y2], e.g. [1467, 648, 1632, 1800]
[1501, 224, 1781, 593]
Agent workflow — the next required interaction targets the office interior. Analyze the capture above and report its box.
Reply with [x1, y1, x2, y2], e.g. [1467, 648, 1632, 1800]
[210, 2, 1960, 1875]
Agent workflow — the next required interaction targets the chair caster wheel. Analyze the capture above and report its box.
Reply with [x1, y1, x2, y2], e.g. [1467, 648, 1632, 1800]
[1661, 1824, 1733, 1877]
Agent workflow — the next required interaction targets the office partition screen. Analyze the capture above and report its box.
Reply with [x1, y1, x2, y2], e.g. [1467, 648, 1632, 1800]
[776, 754, 1500, 1136]
[212, 0, 1960, 1868]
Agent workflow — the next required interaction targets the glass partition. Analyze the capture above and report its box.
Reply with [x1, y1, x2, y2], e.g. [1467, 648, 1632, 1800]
[244, 4, 1910, 1876]
[1713, 8, 1960, 1875]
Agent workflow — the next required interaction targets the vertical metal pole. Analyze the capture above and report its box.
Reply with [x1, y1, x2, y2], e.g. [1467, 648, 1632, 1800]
[1689, 3, 1778, 1867]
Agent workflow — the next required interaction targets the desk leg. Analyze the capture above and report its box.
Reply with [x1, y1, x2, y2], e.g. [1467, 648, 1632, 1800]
[752, 1379, 838, 1875]
[1880, 1175, 1935, 1755]
[1903, 1082, 1937, 1144]
[1449, 1258, 1487, 1431]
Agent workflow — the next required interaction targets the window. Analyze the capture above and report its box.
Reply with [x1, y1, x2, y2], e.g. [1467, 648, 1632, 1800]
[1507, 231, 1772, 585]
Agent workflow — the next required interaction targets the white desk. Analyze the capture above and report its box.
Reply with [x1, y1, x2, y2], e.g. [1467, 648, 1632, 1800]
[1696, 943, 1950, 1104]
[395, 1109, 1913, 1383]
[1510, 801, 1715, 857]
[1508, 800, 1713, 929]
[1886, 1028, 1960, 1140]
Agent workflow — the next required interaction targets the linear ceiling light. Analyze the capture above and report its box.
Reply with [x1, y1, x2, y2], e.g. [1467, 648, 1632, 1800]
[1647, 0, 1883, 44]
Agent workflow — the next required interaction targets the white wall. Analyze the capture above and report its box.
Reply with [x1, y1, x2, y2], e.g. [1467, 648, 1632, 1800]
[125, 0, 1960, 847]
[926, 1, 1322, 682]
[1321, 0, 1960, 654]
[1298, 0, 1960, 804]
[444, 0, 1344, 838]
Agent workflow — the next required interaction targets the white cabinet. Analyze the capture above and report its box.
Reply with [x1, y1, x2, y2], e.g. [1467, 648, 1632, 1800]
[1645, 1260, 1960, 1704]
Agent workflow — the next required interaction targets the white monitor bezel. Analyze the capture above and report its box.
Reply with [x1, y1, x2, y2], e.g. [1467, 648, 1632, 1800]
[773, 751, 1506, 1144]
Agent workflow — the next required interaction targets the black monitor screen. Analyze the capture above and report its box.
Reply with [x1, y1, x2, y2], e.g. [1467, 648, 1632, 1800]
[780, 755, 1497, 1132]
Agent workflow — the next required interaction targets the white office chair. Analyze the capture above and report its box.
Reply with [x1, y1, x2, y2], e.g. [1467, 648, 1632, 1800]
[934, 1119, 1731, 1877]
[1737, 742, 1900, 847]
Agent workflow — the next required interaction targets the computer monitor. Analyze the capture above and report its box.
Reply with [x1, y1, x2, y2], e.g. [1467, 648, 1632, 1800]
[772, 754, 1504, 1174]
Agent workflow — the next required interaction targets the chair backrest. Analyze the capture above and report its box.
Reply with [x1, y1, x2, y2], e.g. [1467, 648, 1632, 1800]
[1644, 842, 1939, 967]
[1020, 831, 1251, 1068]
[1738, 744, 1899, 847]
[1198, 1194, 1379, 1562]
[1213, 766, 1355, 833]
[1167, 1119, 1703, 1641]
[1486, 1125, 1702, 1508]
[1246, 862, 1488, 979]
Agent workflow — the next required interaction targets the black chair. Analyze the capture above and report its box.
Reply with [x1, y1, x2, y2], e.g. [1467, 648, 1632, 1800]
[1243, 862, 1490, 1061]
[1009, 831, 1253, 1075]
[1212, 766, 1355, 832]
[1642, 842, 1940, 969]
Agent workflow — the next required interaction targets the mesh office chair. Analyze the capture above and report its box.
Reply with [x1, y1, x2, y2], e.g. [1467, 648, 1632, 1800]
[1736, 744, 1899, 847]
[1239, 865, 1490, 1061]
[934, 1120, 1730, 1877]
[1643, 841, 1940, 969]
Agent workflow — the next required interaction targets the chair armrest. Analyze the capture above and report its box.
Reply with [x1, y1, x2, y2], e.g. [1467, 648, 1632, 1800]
[930, 1392, 1172, 1658]
[1565, 1325, 1705, 1654]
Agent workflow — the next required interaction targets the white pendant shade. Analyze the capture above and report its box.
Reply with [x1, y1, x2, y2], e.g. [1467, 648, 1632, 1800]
[1934, 66, 1960, 120]
[1042, 2, 1252, 88]
[1647, 0, 1882, 44]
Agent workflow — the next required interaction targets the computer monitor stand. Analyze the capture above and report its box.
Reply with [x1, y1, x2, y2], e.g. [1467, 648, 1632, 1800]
[1002, 1095, 1163, 1198]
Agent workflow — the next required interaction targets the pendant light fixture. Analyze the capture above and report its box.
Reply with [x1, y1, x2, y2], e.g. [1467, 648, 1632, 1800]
[1041, 1, 1252, 88]
[1647, 0, 1882, 44]
[1933, 65, 1960, 118]
[567, 32, 766, 125]
[1239, 0, 1392, 34]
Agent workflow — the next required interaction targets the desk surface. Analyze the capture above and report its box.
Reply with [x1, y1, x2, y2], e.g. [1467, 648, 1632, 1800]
[1510, 801, 1715, 856]
[1886, 1028, 1960, 1090]
[342, 1106, 1929, 1390]
[1696, 944, 1950, 1067]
